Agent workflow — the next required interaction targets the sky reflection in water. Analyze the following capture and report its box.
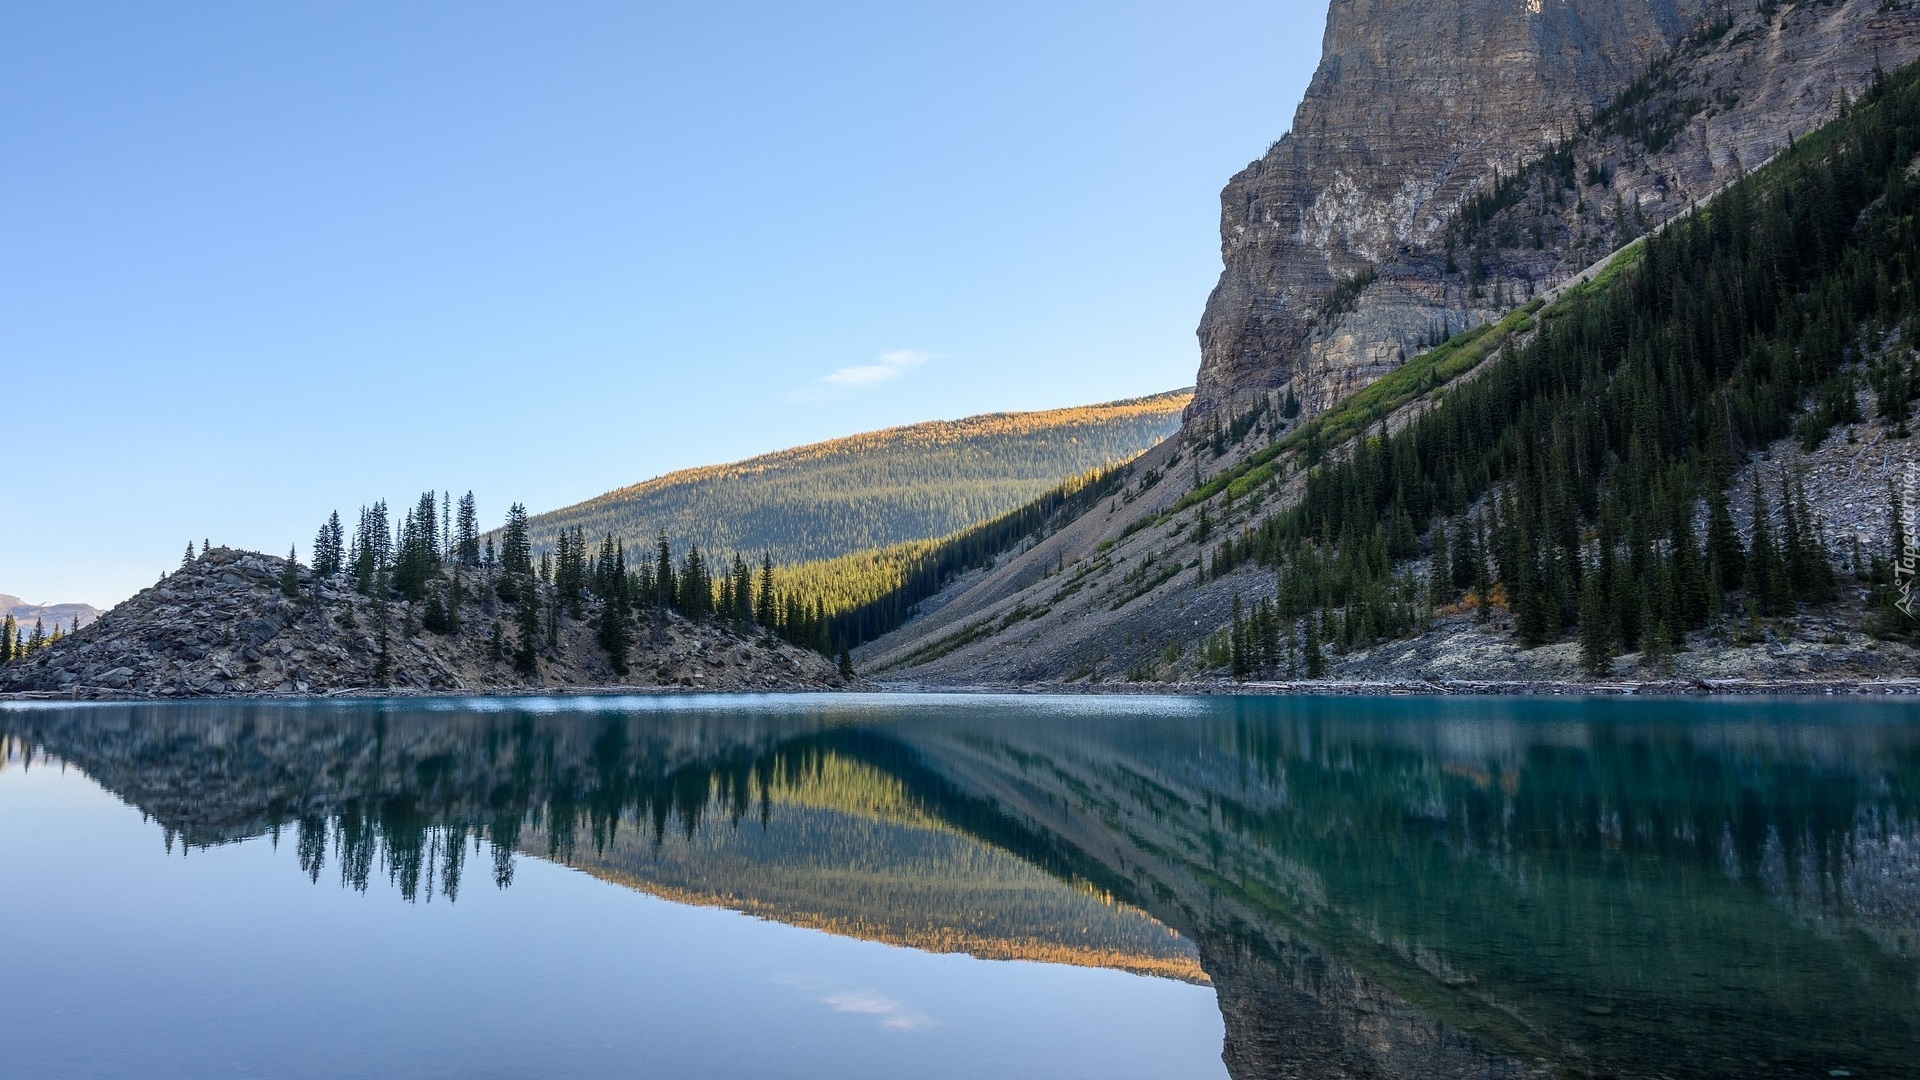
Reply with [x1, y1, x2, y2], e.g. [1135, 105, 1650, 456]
[2, 693, 1917, 1079]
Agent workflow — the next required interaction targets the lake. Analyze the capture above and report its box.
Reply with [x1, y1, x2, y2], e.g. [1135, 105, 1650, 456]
[2, 693, 1916, 1079]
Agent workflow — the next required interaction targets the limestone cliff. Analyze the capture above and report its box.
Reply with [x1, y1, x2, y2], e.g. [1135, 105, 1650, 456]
[1193, 0, 1920, 420]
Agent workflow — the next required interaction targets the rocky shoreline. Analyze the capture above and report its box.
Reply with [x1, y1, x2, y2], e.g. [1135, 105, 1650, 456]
[877, 677, 1920, 697]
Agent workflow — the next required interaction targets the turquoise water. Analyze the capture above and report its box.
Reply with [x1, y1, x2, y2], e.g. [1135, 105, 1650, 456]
[2, 694, 1916, 1078]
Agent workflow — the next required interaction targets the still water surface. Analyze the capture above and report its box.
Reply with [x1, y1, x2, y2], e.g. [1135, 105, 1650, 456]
[1, 693, 1916, 1078]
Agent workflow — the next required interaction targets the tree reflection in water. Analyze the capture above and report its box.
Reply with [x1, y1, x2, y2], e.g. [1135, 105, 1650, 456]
[5, 695, 1917, 1079]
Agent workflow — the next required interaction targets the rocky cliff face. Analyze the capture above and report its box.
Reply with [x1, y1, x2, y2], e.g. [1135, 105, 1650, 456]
[1193, 0, 1920, 419]
[1194, 0, 1704, 417]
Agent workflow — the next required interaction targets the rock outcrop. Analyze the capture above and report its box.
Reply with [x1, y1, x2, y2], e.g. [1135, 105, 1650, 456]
[1193, 0, 1920, 420]
[0, 548, 852, 699]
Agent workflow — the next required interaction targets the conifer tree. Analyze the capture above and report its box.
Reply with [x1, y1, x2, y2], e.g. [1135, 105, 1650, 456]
[456, 492, 481, 567]
[313, 512, 345, 577]
[1302, 618, 1325, 679]
[837, 645, 854, 678]
[423, 589, 451, 635]
[654, 532, 675, 612]
[730, 554, 753, 623]
[756, 552, 776, 629]
[1578, 570, 1612, 676]
[1428, 520, 1453, 608]
[1229, 595, 1249, 679]
[514, 587, 540, 678]
[1746, 473, 1791, 616]
[1705, 479, 1744, 593]
[281, 546, 301, 598]
[183, 543, 194, 569]
[1, 615, 13, 664]
[497, 503, 532, 601]
[598, 542, 632, 675]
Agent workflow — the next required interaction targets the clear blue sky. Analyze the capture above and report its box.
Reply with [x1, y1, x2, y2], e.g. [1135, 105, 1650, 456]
[3, 1, 1327, 608]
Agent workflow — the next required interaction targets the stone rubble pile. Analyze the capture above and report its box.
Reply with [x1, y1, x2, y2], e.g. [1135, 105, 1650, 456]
[0, 548, 852, 700]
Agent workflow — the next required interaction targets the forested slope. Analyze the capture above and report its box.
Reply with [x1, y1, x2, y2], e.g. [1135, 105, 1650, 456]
[520, 392, 1187, 566]
[850, 56, 1920, 684]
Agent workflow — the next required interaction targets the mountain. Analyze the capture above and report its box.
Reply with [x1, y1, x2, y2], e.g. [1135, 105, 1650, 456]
[1192, 0, 1919, 420]
[519, 390, 1188, 566]
[1, 595, 101, 634]
[845, 32, 1920, 687]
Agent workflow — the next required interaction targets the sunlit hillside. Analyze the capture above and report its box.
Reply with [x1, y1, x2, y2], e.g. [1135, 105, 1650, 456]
[531, 749, 1205, 983]
[522, 390, 1189, 565]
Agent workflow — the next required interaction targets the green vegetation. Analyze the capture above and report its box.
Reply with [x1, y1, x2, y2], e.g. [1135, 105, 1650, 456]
[520, 391, 1188, 568]
[1200, 58, 1920, 667]
[785, 462, 1134, 652]
[1172, 302, 1540, 518]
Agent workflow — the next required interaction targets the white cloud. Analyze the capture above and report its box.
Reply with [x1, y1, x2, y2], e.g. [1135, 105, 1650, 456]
[774, 974, 938, 1032]
[787, 349, 933, 401]
[821, 990, 935, 1030]
[821, 349, 930, 387]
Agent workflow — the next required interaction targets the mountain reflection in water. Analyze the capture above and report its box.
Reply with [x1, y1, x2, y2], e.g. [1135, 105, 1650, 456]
[4, 693, 1917, 1079]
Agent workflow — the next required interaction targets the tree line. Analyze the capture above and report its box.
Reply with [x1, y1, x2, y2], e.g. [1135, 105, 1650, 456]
[289, 490, 853, 681]
[0, 613, 76, 665]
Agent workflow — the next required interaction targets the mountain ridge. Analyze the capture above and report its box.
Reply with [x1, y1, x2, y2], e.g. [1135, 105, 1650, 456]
[1, 595, 101, 634]
[518, 390, 1189, 566]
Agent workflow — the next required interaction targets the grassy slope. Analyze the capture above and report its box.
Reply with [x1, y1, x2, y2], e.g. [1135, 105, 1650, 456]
[522, 390, 1188, 565]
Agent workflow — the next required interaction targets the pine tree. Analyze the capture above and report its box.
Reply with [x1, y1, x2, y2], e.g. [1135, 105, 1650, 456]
[497, 503, 532, 601]
[654, 532, 676, 612]
[1428, 519, 1453, 608]
[281, 546, 301, 598]
[422, 590, 451, 635]
[1229, 595, 1250, 679]
[837, 646, 854, 678]
[756, 552, 776, 630]
[1746, 472, 1791, 616]
[1302, 618, 1326, 679]
[456, 492, 481, 567]
[1705, 478, 1744, 593]
[514, 587, 541, 678]
[597, 542, 632, 675]
[313, 512, 345, 577]
[183, 543, 195, 569]
[1578, 569, 1612, 676]
[730, 553, 753, 623]
[1, 614, 14, 664]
